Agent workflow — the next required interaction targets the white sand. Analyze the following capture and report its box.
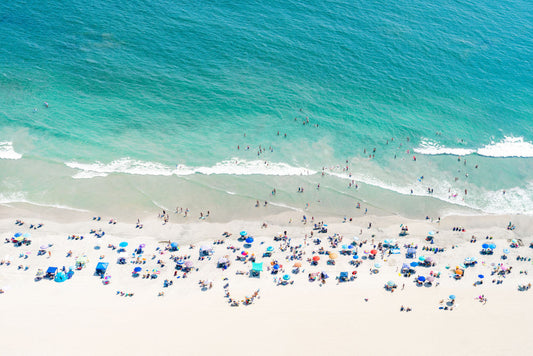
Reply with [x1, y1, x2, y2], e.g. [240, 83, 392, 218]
[0, 206, 532, 355]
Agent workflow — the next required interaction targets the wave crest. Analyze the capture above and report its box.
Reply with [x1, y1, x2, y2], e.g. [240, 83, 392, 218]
[0, 142, 22, 160]
[414, 137, 533, 158]
[66, 158, 316, 179]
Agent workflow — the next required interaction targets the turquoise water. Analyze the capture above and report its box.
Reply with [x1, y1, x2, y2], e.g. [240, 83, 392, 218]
[0, 0, 532, 217]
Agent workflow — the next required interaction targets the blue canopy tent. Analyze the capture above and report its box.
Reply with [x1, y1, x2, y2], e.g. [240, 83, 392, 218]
[46, 267, 58, 278]
[339, 271, 349, 281]
[96, 262, 109, 276]
[250, 262, 263, 277]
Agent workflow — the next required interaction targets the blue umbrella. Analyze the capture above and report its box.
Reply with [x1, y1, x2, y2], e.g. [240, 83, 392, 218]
[347, 245, 354, 249]
[171, 242, 178, 248]
[240, 231, 247, 237]
[283, 274, 290, 281]
[14, 232, 22, 237]
[22, 233, 31, 238]
[341, 245, 348, 250]
[266, 246, 274, 252]
[119, 242, 128, 248]
[245, 237, 254, 244]
[273, 264, 280, 270]
[410, 262, 418, 267]
[134, 267, 142, 273]
[352, 255, 359, 260]
[503, 248, 510, 254]
[374, 263, 382, 268]
[418, 276, 426, 282]
[478, 274, 484, 279]
[489, 243, 496, 249]
[428, 231, 435, 236]
[481, 243, 489, 249]
[449, 295, 456, 300]
[418, 256, 426, 262]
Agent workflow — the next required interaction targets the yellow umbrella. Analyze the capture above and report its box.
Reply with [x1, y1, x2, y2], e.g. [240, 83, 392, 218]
[329, 252, 338, 260]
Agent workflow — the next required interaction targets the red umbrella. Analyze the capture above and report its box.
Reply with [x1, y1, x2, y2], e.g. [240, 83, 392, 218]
[370, 249, 378, 255]
[312, 256, 320, 262]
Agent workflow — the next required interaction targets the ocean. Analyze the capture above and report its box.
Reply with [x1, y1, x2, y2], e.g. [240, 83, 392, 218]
[1, 0, 532, 219]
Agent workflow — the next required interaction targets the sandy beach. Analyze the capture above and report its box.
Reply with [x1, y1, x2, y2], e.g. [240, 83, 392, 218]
[0, 204, 532, 355]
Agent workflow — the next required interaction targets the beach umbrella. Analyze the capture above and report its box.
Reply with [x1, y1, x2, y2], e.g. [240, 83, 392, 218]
[374, 263, 382, 269]
[459, 264, 466, 269]
[489, 243, 496, 249]
[293, 262, 302, 268]
[283, 274, 290, 281]
[329, 252, 338, 260]
[312, 256, 320, 262]
[22, 233, 31, 238]
[13, 232, 22, 238]
[266, 246, 274, 252]
[352, 255, 359, 260]
[418, 256, 426, 262]
[370, 249, 378, 255]
[76, 255, 89, 264]
[347, 245, 354, 249]
[119, 242, 128, 248]
[14, 236, 24, 242]
[353, 236, 359, 241]
[139, 244, 146, 249]
[133, 267, 142, 273]
[184, 261, 193, 268]
[241, 251, 248, 256]
[218, 257, 229, 264]
[478, 274, 484, 279]
[425, 257, 433, 263]
[449, 295, 456, 300]
[407, 248, 416, 254]
[402, 263, 409, 270]
[410, 262, 418, 267]
[245, 237, 254, 244]
[383, 239, 390, 244]
[428, 231, 435, 236]
[170, 242, 178, 248]
[273, 264, 280, 270]
[503, 248, 510, 254]
[40, 245, 48, 250]
[427, 276, 435, 282]
[387, 281, 395, 287]
[418, 276, 426, 282]
[240, 231, 247, 237]
[55, 271, 67, 283]
[481, 243, 489, 249]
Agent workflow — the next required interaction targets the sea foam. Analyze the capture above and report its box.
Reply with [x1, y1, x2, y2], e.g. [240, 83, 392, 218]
[415, 137, 533, 158]
[0, 142, 22, 160]
[66, 158, 317, 178]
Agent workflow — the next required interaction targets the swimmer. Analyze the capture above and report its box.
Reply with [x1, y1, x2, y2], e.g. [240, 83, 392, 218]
[44, 102, 49, 108]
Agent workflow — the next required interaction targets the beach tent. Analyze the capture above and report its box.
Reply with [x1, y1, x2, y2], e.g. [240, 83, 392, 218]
[217, 257, 230, 268]
[250, 262, 263, 277]
[96, 262, 109, 276]
[199, 246, 213, 256]
[339, 272, 349, 282]
[46, 267, 58, 278]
